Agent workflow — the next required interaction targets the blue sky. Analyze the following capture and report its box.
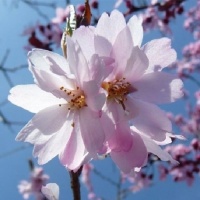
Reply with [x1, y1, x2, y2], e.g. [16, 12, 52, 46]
[0, 0, 199, 199]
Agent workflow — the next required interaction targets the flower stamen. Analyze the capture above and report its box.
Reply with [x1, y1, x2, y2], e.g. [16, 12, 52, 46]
[102, 78, 136, 110]
[59, 86, 87, 110]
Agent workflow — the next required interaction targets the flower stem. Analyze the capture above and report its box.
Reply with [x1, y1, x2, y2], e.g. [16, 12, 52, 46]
[69, 166, 83, 200]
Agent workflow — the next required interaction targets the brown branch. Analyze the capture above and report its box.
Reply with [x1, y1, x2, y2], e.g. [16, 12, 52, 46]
[124, 0, 187, 16]
[69, 166, 83, 200]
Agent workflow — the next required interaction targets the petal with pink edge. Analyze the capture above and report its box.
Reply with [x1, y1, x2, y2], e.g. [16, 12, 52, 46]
[108, 122, 132, 152]
[110, 132, 147, 174]
[59, 114, 91, 171]
[133, 128, 178, 164]
[33, 113, 74, 164]
[79, 108, 105, 155]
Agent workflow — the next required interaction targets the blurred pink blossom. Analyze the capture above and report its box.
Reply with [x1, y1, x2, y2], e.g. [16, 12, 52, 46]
[52, 6, 70, 24]
[18, 167, 49, 200]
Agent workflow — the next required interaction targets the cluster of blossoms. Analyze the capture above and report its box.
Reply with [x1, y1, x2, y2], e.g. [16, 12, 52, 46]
[168, 91, 200, 137]
[9, 9, 183, 176]
[158, 139, 200, 186]
[81, 164, 101, 200]
[18, 164, 59, 200]
[22, 1, 100, 51]
[115, 0, 184, 34]
[18, 166, 49, 200]
[22, 22, 62, 51]
[172, 0, 200, 77]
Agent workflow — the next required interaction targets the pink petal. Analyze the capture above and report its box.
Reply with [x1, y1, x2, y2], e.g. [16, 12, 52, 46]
[127, 15, 143, 47]
[8, 84, 65, 113]
[83, 80, 106, 111]
[142, 38, 177, 73]
[124, 46, 148, 83]
[110, 132, 147, 173]
[132, 72, 183, 104]
[79, 108, 105, 155]
[95, 10, 126, 45]
[72, 26, 95, 61]
[59, 114, 91, 171]
[103, 100, 136, 125]
[94, 35, 112, 57]
[88, 54, 114, 83]
[108, 122, 133, 152]
[17, 105, 71, 136]
[111, 27, 133, 77]
[133, 127, 177, 164]
[30, 67, 75, 97]
[131, 99, 172, 142]
[16, 108, 74, 164]
[66, 37, 89, 86]
[28, 49, 71, 75]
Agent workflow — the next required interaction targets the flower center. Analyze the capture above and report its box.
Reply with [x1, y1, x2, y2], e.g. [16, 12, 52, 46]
[59, 86, 87, 110]
[102, 78, 133, 110]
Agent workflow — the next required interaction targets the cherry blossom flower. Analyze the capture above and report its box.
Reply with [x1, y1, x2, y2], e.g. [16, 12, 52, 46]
[18, 167, 49, 200]
[67, 10, 183, 173]
[41, 183, 59, 200]
[92, 10, 183, 172]
[52, 6, 70, 24]
[8, 35, 113, 171]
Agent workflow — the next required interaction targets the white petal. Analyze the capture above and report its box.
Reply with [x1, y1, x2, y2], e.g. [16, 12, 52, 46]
[94, 35, 112, 57]
[30, 66, 75, 95]
[127, 15, 143, 47]
[66, 37, 89, 86]
[42, 183, 59, 200]
[132, 72, 183, 104]
[111, 27, 133, 76]
[8, 84, 65, 113]
[18, 105, 69, 135]
[72, 26, 95, 61]
[131, 99, 172, 142]
[95, 10, 126, 45]
[142, 38, 177, 73]
[124, 46, 148, 83]
[28, 49, 71, 75]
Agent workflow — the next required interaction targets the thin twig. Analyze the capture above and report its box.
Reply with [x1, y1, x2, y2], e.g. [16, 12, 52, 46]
[182, 73, 200, 88]
[93, 168, 118, 187]
[124, 0, 187, 16]
[0, 145, 30, 159]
